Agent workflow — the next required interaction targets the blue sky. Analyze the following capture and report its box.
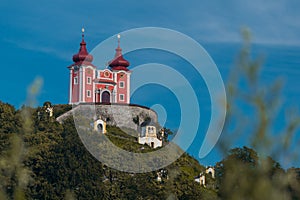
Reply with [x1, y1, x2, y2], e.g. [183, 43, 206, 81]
[1, 0, 300, 167]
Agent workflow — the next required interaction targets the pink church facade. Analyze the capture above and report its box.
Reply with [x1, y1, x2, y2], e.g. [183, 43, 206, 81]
[68, 31, 131, 104]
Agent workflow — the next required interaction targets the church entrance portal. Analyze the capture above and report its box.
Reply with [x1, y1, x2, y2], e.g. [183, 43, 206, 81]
[101, 91, 110, 103]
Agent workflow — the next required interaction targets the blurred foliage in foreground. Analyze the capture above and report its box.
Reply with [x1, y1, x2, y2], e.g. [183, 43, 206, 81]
[216, 29, 300, 200]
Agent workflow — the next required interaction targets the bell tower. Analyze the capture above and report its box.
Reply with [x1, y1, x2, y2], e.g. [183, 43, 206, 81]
[108, 34, 131, 104]
[68, 28, 96, 104]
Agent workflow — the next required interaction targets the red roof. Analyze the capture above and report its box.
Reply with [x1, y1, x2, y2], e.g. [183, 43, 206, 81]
[72, 32, 94, 66]
[108, 38, 130, 71]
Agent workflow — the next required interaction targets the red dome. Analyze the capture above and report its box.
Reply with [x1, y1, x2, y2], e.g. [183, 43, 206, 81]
[72, 35, 93, 64]
[109, 37, 130, 71]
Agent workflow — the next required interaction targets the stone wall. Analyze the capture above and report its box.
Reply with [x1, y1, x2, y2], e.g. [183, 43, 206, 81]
[56, 104, 158, 133]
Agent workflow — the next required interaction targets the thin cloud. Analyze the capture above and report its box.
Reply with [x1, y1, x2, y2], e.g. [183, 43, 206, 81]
[3, 38, 71, 61]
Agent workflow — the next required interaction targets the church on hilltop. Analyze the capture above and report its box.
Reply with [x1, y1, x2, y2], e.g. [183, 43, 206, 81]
[68, 28, 131, 105]
[61, 29, 163, 149]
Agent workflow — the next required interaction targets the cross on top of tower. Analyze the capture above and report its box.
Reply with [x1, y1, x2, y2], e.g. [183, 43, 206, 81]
[72, 28, 94, 65]
[108, 34, 130, 71]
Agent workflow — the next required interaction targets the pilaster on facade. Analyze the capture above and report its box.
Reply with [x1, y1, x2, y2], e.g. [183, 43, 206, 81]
[69, 69, 73, 104]
[92, 70, 95, 103]
[127, 73, 130, 104]
[82, 67, 86, 102]
[79, 67, 83, 103]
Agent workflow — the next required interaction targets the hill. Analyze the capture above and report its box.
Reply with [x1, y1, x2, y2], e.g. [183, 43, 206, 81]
[0, 102, 218, 199]
[1, 101, 300, 199]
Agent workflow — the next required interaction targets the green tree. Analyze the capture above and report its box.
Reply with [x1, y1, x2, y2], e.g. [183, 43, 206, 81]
[0, 101, 18, 134]
[159, 127, 174, 142]
[0, 102, 20, 155]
